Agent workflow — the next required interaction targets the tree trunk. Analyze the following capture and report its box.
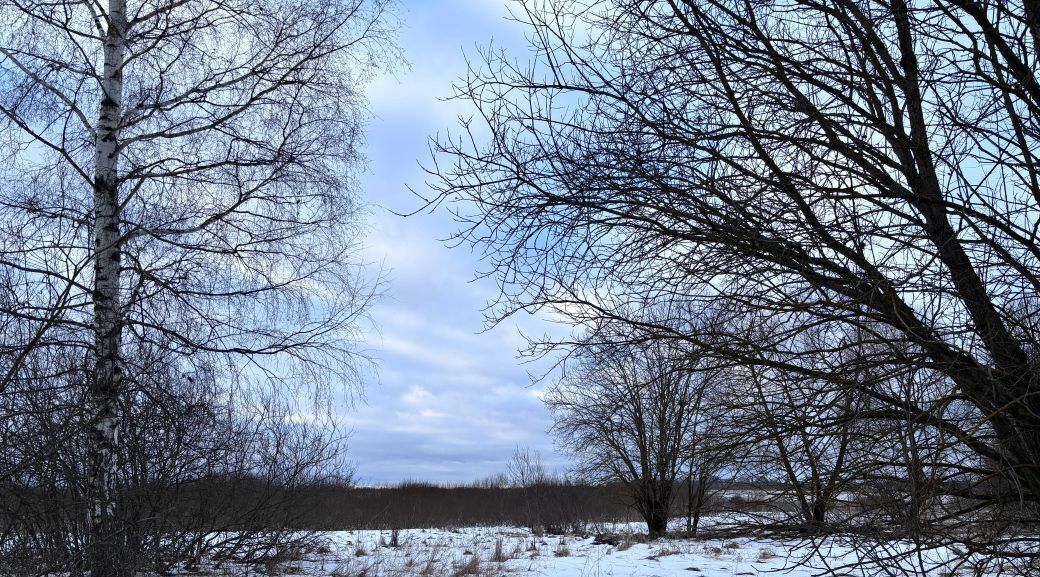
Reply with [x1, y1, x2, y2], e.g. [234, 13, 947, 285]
[690, 478, 706, 539]
[801, 499, 827, 535]
[640, 485, 671, 540]
[691, 501, 702, 539]
[88, 1, 127, 576]
[685, 474, 693, 535]
[644, 501, 669, 539]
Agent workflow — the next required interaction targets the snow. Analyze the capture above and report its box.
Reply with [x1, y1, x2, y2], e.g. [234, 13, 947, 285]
[314, 528, 791, 577]
[191, 519, 994, 576]
[212, 521, 853, 577]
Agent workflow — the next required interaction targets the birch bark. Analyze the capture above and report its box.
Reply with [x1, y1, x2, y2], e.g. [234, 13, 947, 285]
[88, 1, 127, 575]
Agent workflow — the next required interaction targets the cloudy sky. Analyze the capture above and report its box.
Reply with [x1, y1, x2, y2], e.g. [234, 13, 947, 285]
[346, 0, 570, 485]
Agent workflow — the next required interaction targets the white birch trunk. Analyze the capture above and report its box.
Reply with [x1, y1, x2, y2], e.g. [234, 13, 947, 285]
[88, 0, 127, 575]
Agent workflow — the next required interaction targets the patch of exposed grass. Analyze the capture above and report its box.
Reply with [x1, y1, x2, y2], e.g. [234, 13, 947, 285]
[452, 553, 481, 577]
[647, 545, 680, 560]
[757, 547, 777, 561]
[490, 538, 511, 563]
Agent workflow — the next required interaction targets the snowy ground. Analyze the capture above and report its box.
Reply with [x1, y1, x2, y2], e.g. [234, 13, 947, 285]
[217, 520, 981, 577]
[284, 527, 804, 577]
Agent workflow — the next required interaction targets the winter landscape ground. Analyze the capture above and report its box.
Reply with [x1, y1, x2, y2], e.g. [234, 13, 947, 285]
[222, 521, 979, 577]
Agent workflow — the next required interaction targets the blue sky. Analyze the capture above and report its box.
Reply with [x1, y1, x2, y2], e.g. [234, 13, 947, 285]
[346, 0, 569, 484]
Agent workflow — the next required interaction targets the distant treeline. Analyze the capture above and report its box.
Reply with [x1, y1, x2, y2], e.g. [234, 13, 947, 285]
[282, 478, 780, 531]
[288, 480, 638, 531]
[1, 475, 776, 537]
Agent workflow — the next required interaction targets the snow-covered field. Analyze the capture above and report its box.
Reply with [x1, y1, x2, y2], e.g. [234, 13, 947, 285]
[290, 526, 807, 577]
[225, 521, 981, 577]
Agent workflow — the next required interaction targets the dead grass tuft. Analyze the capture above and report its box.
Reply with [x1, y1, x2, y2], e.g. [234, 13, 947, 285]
[490, 538, 510, 563]
[452, 553, 481, 577]
[615, 530, 650, 552]
[419, 544, 443, 576]
[647, 545, 680, 560]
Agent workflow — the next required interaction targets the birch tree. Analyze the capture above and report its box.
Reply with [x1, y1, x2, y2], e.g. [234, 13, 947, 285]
[0, 1, 395, 574]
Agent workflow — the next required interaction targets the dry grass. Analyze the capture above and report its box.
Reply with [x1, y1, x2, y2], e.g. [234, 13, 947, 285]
[451, 553, 481, 577]
[261, 543, 310, 576]
[703, 545, 725, 558]
[419, 543, 444, 576]
[490, 538, 510, 563]
[647, 545, 680, 560]
[757, 547, 777, 561]
[331, 556, 378, 577]
[554, 539, 570, 558]
[614, 531, 648, 552]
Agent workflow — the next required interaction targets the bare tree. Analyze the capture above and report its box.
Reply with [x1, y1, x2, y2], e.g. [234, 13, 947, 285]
[0, 0, 397, 574]
[681, 382, 735, 538]
[432, 0, 1040, 571]
[725, 363, 859, 535]
[0, 350, 348, 576]
[547, 327, 714, 538]
[506, 445, 550, 488]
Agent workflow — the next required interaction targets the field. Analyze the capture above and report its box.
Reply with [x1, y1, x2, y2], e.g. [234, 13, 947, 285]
[280, 528, 810, 577]
[225, 521, 968, 577]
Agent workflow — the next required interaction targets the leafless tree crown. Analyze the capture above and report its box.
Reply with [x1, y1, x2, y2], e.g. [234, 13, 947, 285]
[0, 0, 397, 574]
[432, 0, 1040, 573]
